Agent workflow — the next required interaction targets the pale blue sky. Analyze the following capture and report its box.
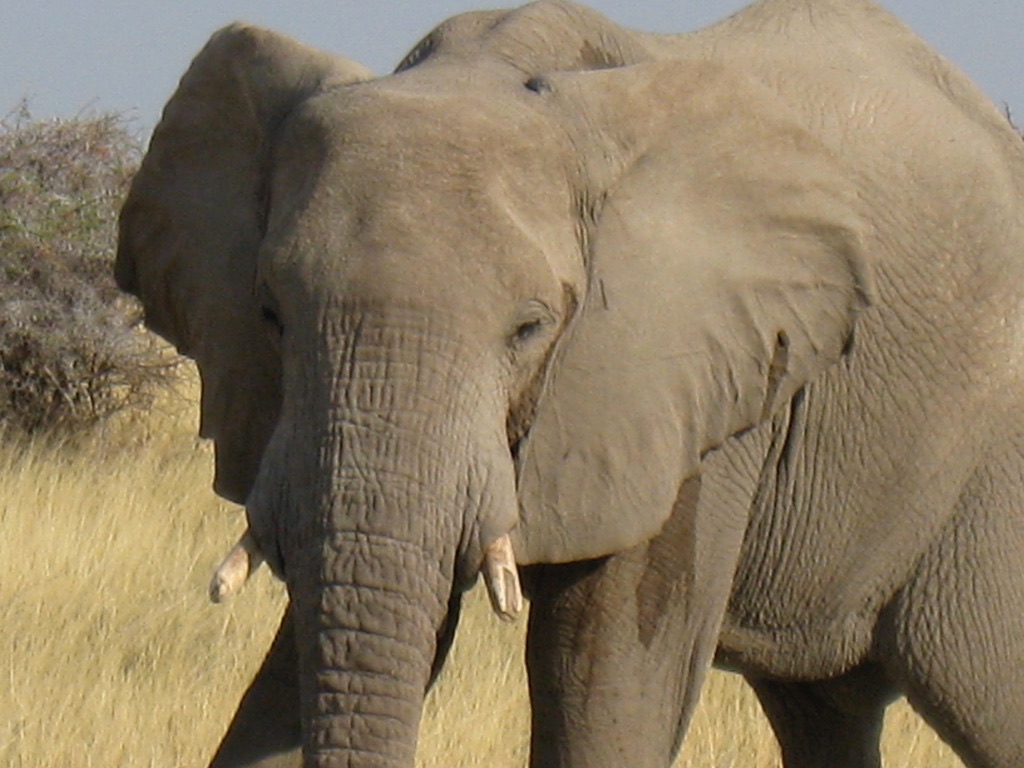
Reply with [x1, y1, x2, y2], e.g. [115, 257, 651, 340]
[2, 1, 1022, 134]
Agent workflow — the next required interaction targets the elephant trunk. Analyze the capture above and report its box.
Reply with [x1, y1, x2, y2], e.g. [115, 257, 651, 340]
[248, 311, 517, 767]
[290, 519, 446, 767]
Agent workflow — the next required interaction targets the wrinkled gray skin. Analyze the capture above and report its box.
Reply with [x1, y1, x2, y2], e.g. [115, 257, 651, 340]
[115, 1, 1024, 766]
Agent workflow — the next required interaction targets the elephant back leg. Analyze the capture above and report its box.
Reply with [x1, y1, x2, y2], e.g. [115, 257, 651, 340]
[878, 433, 1024, 768]
[523, 478, 748, 768]
[745, 666, 895, 768]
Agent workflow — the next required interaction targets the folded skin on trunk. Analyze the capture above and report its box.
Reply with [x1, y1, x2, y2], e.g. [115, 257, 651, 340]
[246, 310, 517, 767]
[291, 529, 446, 767]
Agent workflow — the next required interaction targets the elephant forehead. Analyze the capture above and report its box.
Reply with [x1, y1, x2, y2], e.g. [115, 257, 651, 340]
[262, 78, 582, 307]
[312, 81, 566, 184]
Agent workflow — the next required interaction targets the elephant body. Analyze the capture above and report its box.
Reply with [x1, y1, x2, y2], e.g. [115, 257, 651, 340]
[116, 1, 1024, 766]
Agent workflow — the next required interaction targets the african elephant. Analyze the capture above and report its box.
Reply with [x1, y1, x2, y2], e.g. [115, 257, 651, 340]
[115, 0, 1024, 766]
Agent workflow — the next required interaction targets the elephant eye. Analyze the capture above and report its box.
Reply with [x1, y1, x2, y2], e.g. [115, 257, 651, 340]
[508, 300, 555, 349]
[256, 282, 284, 339]
[261, 305, 284, 337]
[513, 318, 545, 344]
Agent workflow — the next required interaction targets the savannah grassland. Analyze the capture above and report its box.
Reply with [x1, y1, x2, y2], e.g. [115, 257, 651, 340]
[0, 372, 966, 768]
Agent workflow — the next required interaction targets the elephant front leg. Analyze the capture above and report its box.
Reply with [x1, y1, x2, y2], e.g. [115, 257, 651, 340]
[524, 478, 744, 768]
[209, 605, 301, 768]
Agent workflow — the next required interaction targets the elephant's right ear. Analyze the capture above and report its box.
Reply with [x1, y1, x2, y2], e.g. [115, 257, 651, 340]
[116, 25, 372, 502]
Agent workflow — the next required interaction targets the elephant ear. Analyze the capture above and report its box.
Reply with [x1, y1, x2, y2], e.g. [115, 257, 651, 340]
[513, 60, 875, 564]
[116, 25, 372, 502]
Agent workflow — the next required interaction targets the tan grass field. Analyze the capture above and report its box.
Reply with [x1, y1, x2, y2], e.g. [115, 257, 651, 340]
[0, 374, 964, 767]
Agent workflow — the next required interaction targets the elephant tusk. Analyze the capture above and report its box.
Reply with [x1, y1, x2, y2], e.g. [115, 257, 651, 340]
[482, 533, 523, 622]
[209, 529, 264, 603]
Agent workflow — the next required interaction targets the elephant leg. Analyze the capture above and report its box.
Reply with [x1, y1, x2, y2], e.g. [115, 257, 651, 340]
[208, 605, 301, 768]
[524, 478, 747, 768]
[746, 667, 893, 768]
[879, 436, 1024, 768]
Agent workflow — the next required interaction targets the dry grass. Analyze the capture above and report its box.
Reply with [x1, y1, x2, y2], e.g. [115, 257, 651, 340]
[0, 381, 284, 767]
[0, 374, 964, 767]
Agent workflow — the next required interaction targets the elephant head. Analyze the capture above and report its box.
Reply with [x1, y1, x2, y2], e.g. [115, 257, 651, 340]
[116, 3, 872, 765]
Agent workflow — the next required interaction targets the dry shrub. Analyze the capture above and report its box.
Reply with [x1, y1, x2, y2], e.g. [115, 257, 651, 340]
[0, 103, 178, 435]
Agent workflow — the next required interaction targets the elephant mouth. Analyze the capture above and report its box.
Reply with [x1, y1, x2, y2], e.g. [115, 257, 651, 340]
[209, 525, 524, 620]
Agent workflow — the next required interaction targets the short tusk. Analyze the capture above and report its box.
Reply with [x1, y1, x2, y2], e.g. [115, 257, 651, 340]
[482, 533, 523, 622]
[209, 529, 264, 603]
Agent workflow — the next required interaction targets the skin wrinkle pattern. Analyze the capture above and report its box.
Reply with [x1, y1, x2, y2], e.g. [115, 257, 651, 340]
[115, 1, 1024, 766]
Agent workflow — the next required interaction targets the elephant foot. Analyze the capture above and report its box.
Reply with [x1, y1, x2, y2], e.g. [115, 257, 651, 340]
[210, 528, 264, 602]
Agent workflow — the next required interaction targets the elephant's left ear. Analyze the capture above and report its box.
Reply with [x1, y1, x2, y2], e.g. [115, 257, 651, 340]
[513, 60, 875, 564]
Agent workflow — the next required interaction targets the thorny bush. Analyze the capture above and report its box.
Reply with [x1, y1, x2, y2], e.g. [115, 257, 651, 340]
[0, 104, 178, 435]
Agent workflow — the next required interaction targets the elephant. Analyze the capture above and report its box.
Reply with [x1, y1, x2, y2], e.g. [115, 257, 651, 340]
[115, 0, 1024, 766]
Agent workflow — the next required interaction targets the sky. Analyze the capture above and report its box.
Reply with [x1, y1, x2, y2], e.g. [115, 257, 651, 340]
[2, 1, 1022, 135]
